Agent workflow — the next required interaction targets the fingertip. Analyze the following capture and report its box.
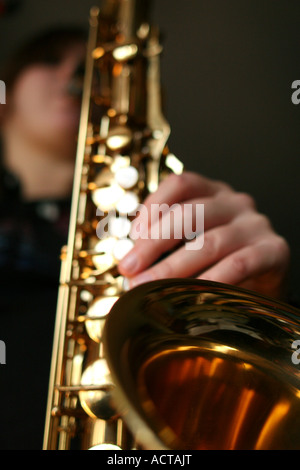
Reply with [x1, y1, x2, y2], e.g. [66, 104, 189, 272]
[129, 271, 154, 289]
[118, 249, 139, 275]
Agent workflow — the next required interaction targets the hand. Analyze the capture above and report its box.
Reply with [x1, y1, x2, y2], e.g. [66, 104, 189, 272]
[118, 171, 290, 300]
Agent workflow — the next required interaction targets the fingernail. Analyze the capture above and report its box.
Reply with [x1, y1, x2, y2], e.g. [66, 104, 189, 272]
[130, 272, 153, 288]
[122, 277, 130, 291]
[119, 251, 138, 273]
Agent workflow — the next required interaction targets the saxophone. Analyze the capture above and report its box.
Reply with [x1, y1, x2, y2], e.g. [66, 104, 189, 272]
[43, 0, 182, 450]
[44, 0, 300, 450]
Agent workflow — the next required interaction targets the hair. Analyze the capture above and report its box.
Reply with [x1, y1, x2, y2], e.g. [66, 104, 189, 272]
[1, 26, 87, 91]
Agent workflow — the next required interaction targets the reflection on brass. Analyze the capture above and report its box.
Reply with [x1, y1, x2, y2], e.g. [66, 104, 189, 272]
[113, 44, 138, 61]
[103, 279, 300, 450]
[165, 153, 184, 175]
[93, 166, 114, 188]
[106, 126, 132, 151]
[92, 252, 115, 273]
[137, 22, 150, 39]
[92, 154, 113, 165]
[79, 359, 116, 420]
[92, 46, 105, 59]
[85, 296, 119, 343]
[89, 443, 122, 450]
[110, 155, 131, 173]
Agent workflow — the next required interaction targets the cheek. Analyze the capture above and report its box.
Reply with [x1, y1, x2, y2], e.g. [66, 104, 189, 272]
[7, 66, 81, 141]
[12, 71, 51, 125]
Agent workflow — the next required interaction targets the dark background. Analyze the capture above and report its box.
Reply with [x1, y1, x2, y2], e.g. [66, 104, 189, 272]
[1, 0, 300, 295]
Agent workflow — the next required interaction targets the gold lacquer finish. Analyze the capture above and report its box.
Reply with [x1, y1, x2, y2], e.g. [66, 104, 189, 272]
[103, 279, 300, 450]
[43, 0, 181, 450]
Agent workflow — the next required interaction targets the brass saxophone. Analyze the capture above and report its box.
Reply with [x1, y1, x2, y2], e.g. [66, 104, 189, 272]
[43, 0, 182, 450]
[44, 0, 300, 451]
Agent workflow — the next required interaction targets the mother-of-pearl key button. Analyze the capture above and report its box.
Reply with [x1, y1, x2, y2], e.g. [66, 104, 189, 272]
[115, 166, 139, 189]
[116, 191, 140, 215]
[108, 216, 131, 238]
[112, 238, 134, 261]
[92, 184, 125, 212]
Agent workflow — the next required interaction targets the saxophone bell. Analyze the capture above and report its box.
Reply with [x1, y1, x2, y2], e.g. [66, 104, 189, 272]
[104, 279, 300, 450]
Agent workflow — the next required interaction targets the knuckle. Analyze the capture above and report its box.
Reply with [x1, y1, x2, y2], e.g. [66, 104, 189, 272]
[160, 173, 189, 201]
[173, 172, 193, 198]
[203, 232, 220, 259]
[244, 213, 282, 245]
[230, 254, 249, 279]
[270, 235, 291, 264]
[234, 192, 256, 210]
[250, 213, 272, 233]
[164, 172, 182, 185]
[215, 180, 233, 193]
[168, 171, 190, 185]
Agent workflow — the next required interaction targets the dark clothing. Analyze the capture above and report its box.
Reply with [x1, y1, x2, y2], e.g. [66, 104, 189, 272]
[0, 168, 70, 449]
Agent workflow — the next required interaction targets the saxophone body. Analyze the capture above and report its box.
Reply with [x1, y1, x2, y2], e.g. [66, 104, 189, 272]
[44, 0, 300, 451]
[43, 0, 181, 450]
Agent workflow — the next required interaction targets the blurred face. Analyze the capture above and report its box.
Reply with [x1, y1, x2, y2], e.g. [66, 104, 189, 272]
[2, 42, 86, 156]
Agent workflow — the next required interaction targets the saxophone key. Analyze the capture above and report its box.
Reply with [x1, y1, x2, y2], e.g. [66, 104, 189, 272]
[115, 165, 139, 189]
[106, 125, 132, 151]
[79, 358, 118, 421]
[92, 184, 125, 212]
[91, 238, 117, 272]
[112, 43, 138, 62]
[85, 296, 119, 343]
[112, 238, 134, 261]
[116, 191, 140, 215]
[108, 216, 132, 238]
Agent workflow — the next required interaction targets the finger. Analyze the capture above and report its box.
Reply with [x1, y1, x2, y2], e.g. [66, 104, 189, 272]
[119, 197, 257, 277]
[149, 171, 229, 205]
[125, 215, 263, 286]
[136, 171, 231, 230]
[130, 190, 255, 243]
[120, 203, 204, 276]
[197, 236, 290, 289]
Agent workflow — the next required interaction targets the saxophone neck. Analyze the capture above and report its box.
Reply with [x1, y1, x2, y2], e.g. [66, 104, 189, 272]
[99, 0, 151, 41]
